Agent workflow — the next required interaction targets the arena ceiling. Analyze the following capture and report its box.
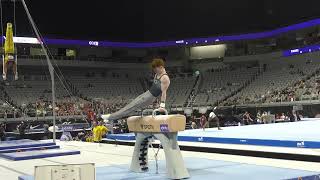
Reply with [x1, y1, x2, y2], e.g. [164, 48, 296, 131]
[1, 0, 320, 42]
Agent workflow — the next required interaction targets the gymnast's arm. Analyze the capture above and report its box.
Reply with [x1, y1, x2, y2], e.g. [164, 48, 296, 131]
[159, 75, 170, 110]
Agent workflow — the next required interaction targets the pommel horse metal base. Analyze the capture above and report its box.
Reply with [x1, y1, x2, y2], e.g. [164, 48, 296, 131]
[127, 110, 190, 179]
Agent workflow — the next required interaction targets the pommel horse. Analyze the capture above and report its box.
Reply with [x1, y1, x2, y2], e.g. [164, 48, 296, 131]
[127, 109, 190, 179]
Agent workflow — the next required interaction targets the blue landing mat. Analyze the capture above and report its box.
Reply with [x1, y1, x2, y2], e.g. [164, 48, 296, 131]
[107, 133, 136, 141]
[106, 121, 320, 148]
[0, 140, 56, 150]
[0, 149, 80, 161]
[18, 157, 320, 180]
[0, 139, 34, 144]
[0, 145, 60, 153]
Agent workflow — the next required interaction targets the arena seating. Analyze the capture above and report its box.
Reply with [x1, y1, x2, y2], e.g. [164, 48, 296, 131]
[69, 74, 144, 105]
[68, 70, 196, 108]
[193, 66, 259, 106]
[167, 75, 197, 107]
[296, 74, 320, 101]
[224, 60, 320, 105]
[272, 71, 320, 102]
[2, 58, 320, 117]
[0, 67, 197, 117]
[3, 76, 70, 106]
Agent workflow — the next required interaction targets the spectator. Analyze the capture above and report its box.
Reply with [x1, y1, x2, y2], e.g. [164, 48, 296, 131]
[60, 131, 73, 141]
[85, 131, 94, 142]
[288, 111, 295, 122]
[43, 124, 50, 139]
[87, 110, 96, 126]
[92, 121, 108, 143]
[256, 111, 262, 123]
[0, 123, 6, 141]
[76, 129, 86, 141]
[296, 111, 301, 121]
[18, 121, 27, 139]
[199, 114, 207, 130]
[191, 121, 197, 129]
[243, 111, 254, 125]
[261, 111, 268, 123]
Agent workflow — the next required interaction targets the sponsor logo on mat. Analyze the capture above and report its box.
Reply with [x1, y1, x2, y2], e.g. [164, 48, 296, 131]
[297, 141, 305, 148]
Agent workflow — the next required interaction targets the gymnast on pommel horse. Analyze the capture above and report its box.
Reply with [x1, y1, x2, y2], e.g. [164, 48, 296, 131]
[102, 58, 170, 124]
[102, 58, 191, 179]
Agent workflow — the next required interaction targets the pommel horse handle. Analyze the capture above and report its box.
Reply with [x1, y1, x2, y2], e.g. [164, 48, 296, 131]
[129, 110, 190, 179]
[152, 108, 168, 116]
[141, 108, 168, 117]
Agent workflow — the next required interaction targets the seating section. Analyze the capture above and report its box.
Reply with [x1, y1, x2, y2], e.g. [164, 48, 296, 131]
[194, 67, 259, 106]
[0, 68, 196, 116]
[69, 74, 144, 105]
[3, 76, 70, 106]
[224, 61, 320, 105]
[270, 71, 320, 102]
[167, 76, 197, 107]
[2, 58, 320, 114]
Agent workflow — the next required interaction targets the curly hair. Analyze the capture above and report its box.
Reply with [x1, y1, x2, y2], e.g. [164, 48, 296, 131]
[151, 58, 165, 69]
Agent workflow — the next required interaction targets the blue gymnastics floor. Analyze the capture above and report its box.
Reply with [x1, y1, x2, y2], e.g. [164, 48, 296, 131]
[106, 120, 320, 148]
[18, 157, 320, 180]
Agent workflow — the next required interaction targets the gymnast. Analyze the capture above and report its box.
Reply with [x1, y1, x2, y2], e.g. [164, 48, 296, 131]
[3, 23, 18, 81]
[102, 58, 170, 122]
[201, 107, 223, 131]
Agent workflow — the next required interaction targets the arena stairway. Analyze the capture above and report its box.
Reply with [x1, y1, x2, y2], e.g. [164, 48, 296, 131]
[0, 139, 80, 161]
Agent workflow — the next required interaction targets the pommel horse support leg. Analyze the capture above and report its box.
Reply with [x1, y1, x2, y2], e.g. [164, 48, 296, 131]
[127, 110, 190, 179]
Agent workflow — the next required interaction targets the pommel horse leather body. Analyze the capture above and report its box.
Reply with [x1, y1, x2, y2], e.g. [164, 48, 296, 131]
[127, 114, 186, 133]
[128, 110, 190, 179]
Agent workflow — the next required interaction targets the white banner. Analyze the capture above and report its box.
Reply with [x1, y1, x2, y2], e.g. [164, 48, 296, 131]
[3, 36, 41, 44]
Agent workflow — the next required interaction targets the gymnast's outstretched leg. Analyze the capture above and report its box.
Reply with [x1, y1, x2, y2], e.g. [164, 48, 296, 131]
[103, 90, 157, 121]
[102, 58, 171, 129]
